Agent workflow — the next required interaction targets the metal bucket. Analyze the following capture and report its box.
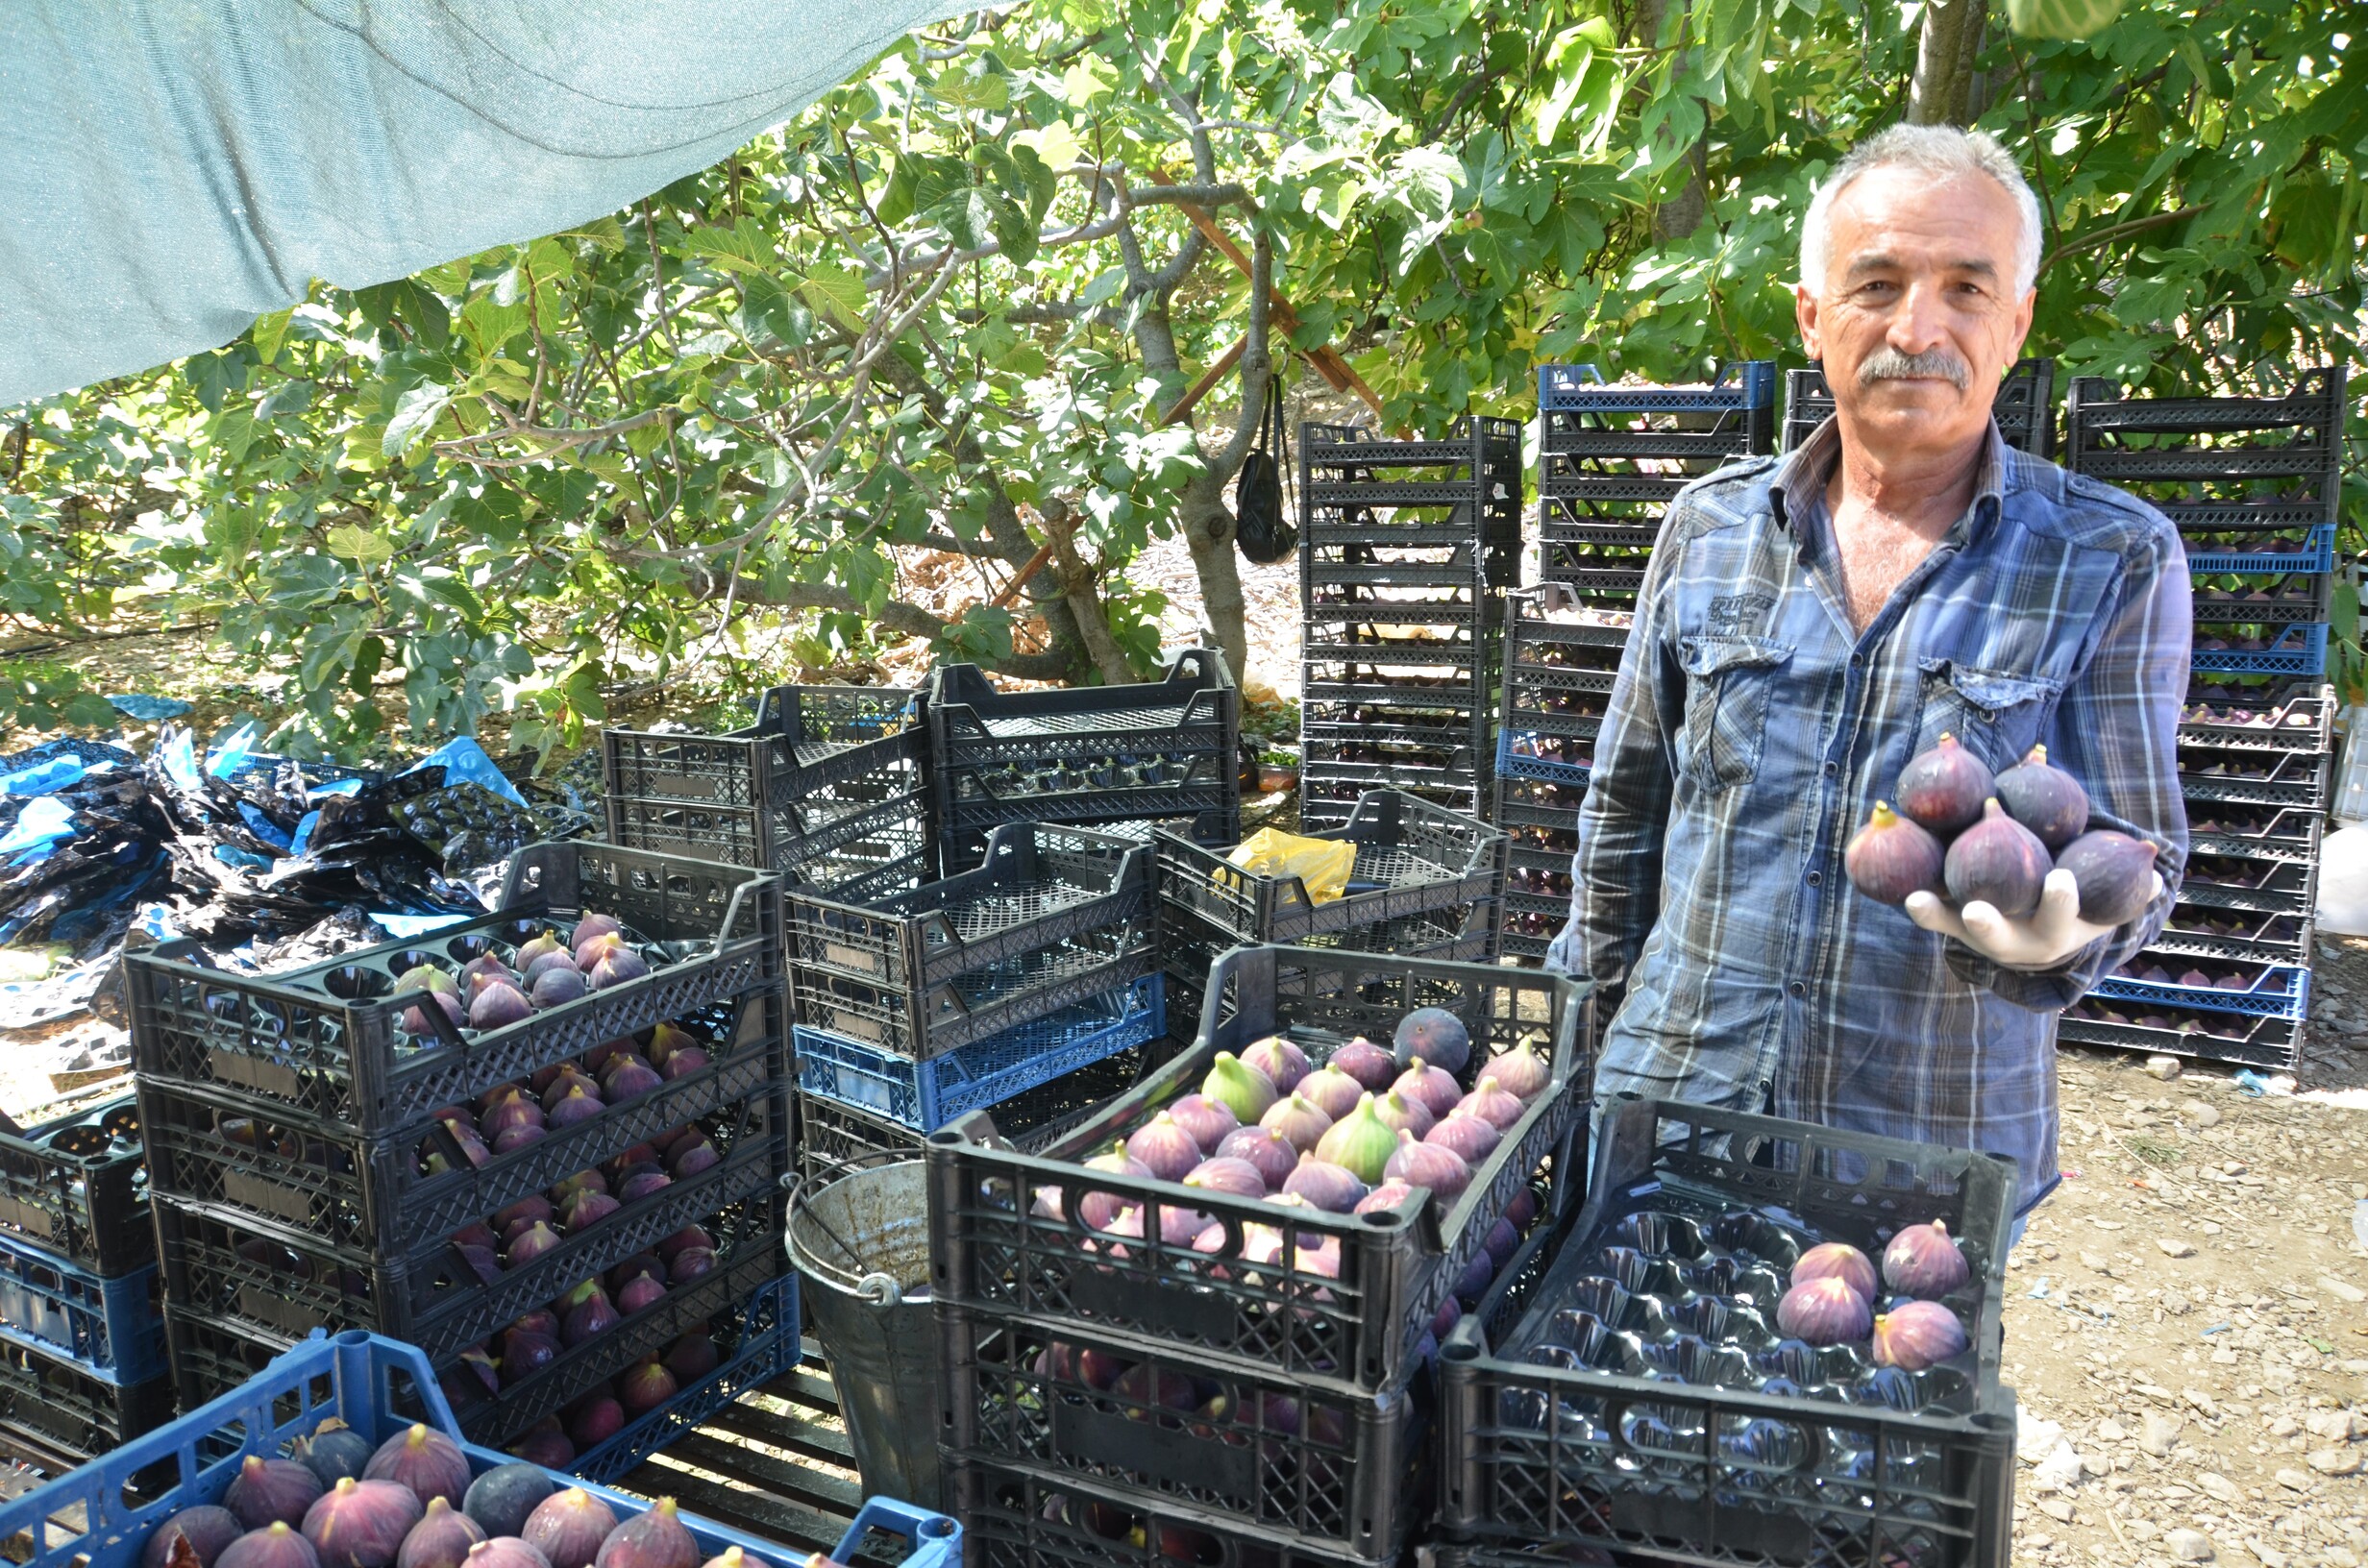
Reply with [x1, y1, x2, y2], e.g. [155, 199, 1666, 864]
[785, 1161, 942, 1507]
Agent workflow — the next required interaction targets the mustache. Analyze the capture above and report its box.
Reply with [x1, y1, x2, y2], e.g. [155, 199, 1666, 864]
[1858, 347, 1971, 391]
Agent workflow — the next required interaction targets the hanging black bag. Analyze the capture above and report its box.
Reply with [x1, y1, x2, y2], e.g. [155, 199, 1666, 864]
[1233, 374, 1295, 565]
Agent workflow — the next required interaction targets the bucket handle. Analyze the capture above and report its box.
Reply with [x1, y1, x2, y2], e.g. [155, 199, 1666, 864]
[855, 1271, 904, 1305]
[783, 1160, 921, 1283]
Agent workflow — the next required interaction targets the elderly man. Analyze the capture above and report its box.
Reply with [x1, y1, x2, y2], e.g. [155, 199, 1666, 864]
[1548, 124, 2189, 1233]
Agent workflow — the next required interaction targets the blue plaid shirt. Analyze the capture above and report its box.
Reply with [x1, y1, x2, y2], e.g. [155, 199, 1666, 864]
[1549, 417, 2191, 1213]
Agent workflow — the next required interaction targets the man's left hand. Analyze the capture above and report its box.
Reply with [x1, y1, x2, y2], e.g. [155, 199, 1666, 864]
[1904, 869, 2166, 972]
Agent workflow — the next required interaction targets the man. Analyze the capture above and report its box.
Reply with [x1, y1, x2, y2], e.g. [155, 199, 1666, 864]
[1548, 124, 2190, 1234]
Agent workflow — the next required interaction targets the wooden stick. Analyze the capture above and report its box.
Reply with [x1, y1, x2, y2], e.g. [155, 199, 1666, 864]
[1161, 336, 1246, 427]
[987, 541, 1056, 608]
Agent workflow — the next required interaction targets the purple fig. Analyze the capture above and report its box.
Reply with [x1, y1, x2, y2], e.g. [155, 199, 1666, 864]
[1895, 732, 1994, 836]
[523, 1491, 616, 1568]
[1239, 1036, 1310, 1094]
[504, 1222, 562, 1268]
[1425, 1111, 1501, 1165]
[2055, 829, 2158, 926]
[1944, 799, 2051, 919]
[608, 1253, 665, 1291]
[571, 913, 621, 948]
[1393, 1007, 1471, 1075]
[655, 1226, 710, 1261]
[1775, 1276, 1874, 1344]
[362, 1424, 469, 1509]
[491, 1122, 547, 1156]
[667, 1139, 719, 1179]
[460, 1467, 552, 1541]
[402, 992, 465, 1037]
[150, 1515, 247, 1568]
[221, 1525, 323, 1568]
[514, 932, 566, 968]
[493, 1195, 551, 1235]
[657, 1047, 709, 1081]
[530, 968, 588, 1008]
[469, 983, 533, 1032]
[561, 1188, 620, 1231]
[397, 1501, 485, 1568]
[302, 1479, 422, 1568]
[1181, 1156, 1268, 1200]
[602, 1060, 661, 1101]
[1124, 1114, 1202, 1184]
[1369, 1089, 1434, 1139]
[506, 1429, 574, 1470]
[1328, 1038, 1398, 1092]
[616, 1273, 667, 1314]
[545, 1085, 604, 1131]
[593, 1499, 696, 1568]
[663, 1335, 719, 1383]
[566, 1395, 626, 1450]
[1484, 1215, 1521, 1268]
[1280, 1156, 1367, 1213]
[521, 950, 578, 990]
[562, 1288, 619, 1346]
[464, 1544, 551, 1568]
[646, 1022, 695, 1066]
[1881, 1220, 1971, 1298]
[1844, 801, 1945, 904]
[501, 1329, 559, 1385]
[1295, 1066, 1366, 1121]
[588, 947, 650, 990]
[1163, 1094, 1240, 1154]
[618, 1168, 672, 1204]
[1871, 1299, 1969, 1370]
[617, 1360, 678, 1416]
[1214, 1125, 1298, 1188]
[455, 1243, 500, 1284]
[1992, 743, 2088, 850]
[227, 1457, 325, 1530]
[1382, 1129, 1470, 1199]
[1791, 1242, 1877, 1301]
[667, 1247, 715, 1284]
[538, 1068, 598, 1109]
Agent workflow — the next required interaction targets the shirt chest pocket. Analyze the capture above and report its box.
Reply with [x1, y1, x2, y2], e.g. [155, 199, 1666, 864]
[1678, 634, 1794, 792]
[1916, 659, 2063, 772]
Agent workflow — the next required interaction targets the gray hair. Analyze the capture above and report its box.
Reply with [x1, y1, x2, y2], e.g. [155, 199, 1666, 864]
[1799, 125, 2043, 296]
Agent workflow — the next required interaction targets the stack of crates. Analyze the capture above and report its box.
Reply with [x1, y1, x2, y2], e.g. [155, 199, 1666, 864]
[2056, 367, 2349, 1071]
[1151, 789, 1509, 1022]
[927, 650, 1241, 870]
[1299, 419, 1523, 830]
[1781, 356, 2058, 457]
[786, 821, 1167, 1185]
[927, 944, 1597, 1568]
[125, 841, 800, 1478]
[1538, 361, 1777, 607]
[0, 1097, 172, 1468]
[1492, 596, 1629, 964]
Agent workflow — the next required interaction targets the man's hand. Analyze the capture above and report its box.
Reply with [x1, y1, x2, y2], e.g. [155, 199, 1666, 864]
[1904, 869, 2166, 972]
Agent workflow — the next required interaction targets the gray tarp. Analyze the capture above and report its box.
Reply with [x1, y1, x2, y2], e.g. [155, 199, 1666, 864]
[0, 1, 959, 404]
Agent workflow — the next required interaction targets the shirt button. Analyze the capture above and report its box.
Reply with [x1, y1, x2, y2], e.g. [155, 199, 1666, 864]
[1806, 870, 1822, 886]
[1849, 653, 1865, 668]
[1788, 981, 1806, 998]
[1823, 761, 1839, 777]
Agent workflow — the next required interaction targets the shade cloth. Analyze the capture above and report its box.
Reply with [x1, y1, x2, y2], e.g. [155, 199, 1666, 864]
[0, 0, 960, 404]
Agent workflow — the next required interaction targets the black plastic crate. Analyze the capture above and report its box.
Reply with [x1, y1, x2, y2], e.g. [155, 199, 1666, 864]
[1302, 539, 1517, 597]
[2179, 682, 2336, 752]
[927, 944, 1594, 1396]
[1499, 888, 1570, 966]
[128, 842, 782, 1140]
[787, 821, 1155, 1061]
[2184, 801, 2324, 860]
[2149, 903, 2311, 967]
[1436, 1096, 2016, 1568]
[160, 1184, 785, 1451]
[2176, 851, 2319, 916]
[950, 1457, 1383, 1568]
[2178, 742, 2330, 809]
[149, 1103, 785, 1368]
[1302, 419, 1524, 506]
[1153, 790, 1505, 969]
[137, 1000, 785, 1269]
[1298, 774, 1490, 834]
[603, 686, 926, 873]
[941, 1307, 1426, 1562]
[1538, 364, 1777, 492]
[1301, 663, 1499, 712]
[1161, 900, 1501, 1023]
[2058, 1001, 2299, 1071]
[2188, 572, 2334, 625]
[1785, 358, 2057, 458]
[0, 1097, 150, 1277]
[2060, 368, 2346, 541]
[0, 1339, 174, 1466]
[927, 651, 1240, 845]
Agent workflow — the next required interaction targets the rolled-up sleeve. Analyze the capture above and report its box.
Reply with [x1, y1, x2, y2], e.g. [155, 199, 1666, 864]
[1947, 517, 2192, 1010]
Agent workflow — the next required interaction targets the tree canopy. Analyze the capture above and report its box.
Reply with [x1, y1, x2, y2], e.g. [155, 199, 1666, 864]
[5, 0, 2362, 760]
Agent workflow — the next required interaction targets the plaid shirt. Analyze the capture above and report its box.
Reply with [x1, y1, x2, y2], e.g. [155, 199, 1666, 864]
[1549, 417, 2191, 1213]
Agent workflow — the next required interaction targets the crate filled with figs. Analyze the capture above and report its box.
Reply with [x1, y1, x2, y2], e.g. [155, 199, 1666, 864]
[1436, 1096, 2018, 1568]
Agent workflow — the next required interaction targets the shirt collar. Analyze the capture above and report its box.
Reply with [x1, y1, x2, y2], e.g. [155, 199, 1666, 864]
[1768, 414, 2011, 546]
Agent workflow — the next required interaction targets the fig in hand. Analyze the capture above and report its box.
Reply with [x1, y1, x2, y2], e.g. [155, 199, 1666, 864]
[1943, 799, 2051, 919]
[1992, 744, 2088, 849]
[2053, 829, 2158, 927]
[1844, 802, 1944, 904]
[1894, 732, 1993, 837]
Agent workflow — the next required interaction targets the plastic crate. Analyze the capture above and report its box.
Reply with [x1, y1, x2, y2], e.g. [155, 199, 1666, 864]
[2185, 523, 2338, 574]
[2058, 1002, 2299, 1071]
[1541, 361, 1778, 415]
[2062, 367, 2345, 477]
[950, 1457, 1379, 1568]
[128, 843, 782, 1140]
[1436, 1096, 2015, 1568]
[1159, 898, 1502, 1018]
[138, 1037, 786, 1297]
[2094, 959, 2309, 1019]
[0, 1341, 174, 1468]
[1297, 775, 1490, 834]
[0, 1233, 164, 1384]
[927, 945, 1595, 1396]
[2187, 625, 2320, 677]
[1153, 789, 1505, 967]
[796, 974, 1165, 1131]
[2179, 684, 2335, 751]
[1537, 365, 1776, 492]
[941, 1306, 1427, 1563]
[793, 1040, 1172, 1188]
[1786, 358, 2056, 457]
[1301, 419, 1525, 515]
[602, 685, 927, 871]
[2184, 802, 2323, 859]
[0, 1097, 150, 1277]
[0, 1329, 959, 1568]
[156, 1179, 786, 1451]
[568, 1274, 801, 1483]
[2178, 743, 2330, 809]
[1301, 664, 1499, 712]
[2189, 573, 2333, 625]
[2153, 905, 2311, 967]
[2175, 851, 2320, 916]
[138, 991, 785, 1267]
[787, 822, 1156, 1062]
[927, 651, 1240, 845]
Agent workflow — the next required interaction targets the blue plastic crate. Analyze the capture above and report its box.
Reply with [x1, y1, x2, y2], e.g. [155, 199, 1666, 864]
[569, 1276, 801, 1483]
[0, 1232, 164, 1384]
[2093, 964, 2311, 1020]
[2191, 623, 2327, 675]
[0, 1329, 959, 1568]
[797, 973, 1165, 1131]
[1539, 360, 1777, 411]
[2186, 524, 2338, 574]
[1494, 729, 1593, 788]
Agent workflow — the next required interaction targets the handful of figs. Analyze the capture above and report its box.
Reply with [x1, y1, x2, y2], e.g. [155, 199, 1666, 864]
[1845, 734, 2158, 926]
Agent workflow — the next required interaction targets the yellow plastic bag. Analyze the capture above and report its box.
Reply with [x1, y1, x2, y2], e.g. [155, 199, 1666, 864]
[1224, 827, 1357, 905]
